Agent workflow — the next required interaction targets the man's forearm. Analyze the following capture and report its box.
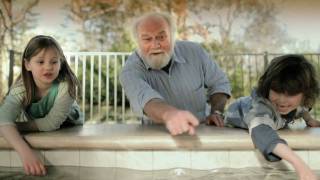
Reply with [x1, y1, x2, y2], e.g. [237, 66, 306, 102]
[144, 99, 178, 123]
[209, 93, 229, 113]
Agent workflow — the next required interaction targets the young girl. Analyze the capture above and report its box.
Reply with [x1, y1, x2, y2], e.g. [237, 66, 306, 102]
[224, 54, 319, 180]
[0, 35, 84, 176]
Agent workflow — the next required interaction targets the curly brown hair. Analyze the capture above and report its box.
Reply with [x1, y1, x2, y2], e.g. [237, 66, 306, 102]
[257, 54, 320, 108]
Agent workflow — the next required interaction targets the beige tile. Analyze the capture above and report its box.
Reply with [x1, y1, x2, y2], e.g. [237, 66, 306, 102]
[10, 150, 44, 167]
[10, 151, 22, 167]
[44, 150, 79, 166]
[309, 151, 320, 170]
[0, 150, 10, 167]
[153, 151, 191, 170]
[296, 151, 309, 168]
[116, 151, 152, 170]
[80, 150, 116, 167]
[191, 150, 229, 170]
[229, 150, 263, 168]
[11, 150, 45, 167]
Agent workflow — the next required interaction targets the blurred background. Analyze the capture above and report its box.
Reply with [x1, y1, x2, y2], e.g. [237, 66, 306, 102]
[0, 0, 319, 123]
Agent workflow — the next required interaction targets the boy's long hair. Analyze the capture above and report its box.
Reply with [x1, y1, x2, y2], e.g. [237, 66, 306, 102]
[16, 35, 79, 108]
[257, 54, 320, 108]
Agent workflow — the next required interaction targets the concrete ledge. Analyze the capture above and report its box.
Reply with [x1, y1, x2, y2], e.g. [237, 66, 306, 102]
[1, 124, 320, 150]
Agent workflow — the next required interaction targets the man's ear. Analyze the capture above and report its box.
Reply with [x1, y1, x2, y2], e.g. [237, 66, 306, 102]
[24, 59, 31, 71]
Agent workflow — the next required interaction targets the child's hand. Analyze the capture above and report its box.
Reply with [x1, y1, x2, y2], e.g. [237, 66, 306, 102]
[297, 166, 317, 180]
[302, 112, 320, 127]
[306, 119, 320, 127]
[20, 149, 46, 176]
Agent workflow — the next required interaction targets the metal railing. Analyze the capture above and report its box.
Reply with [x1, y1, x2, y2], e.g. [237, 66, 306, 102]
[65, 52, 133, 123]
[6, 51, 320, 122]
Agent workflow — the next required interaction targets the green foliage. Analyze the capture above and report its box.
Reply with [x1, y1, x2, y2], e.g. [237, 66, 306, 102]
[75, 55, 128, 106]
[109, 31, 136, 52]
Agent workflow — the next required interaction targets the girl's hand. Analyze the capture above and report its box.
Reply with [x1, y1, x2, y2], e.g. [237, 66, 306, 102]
[20, 149, 46, 176]
[0, 125, 46, 176]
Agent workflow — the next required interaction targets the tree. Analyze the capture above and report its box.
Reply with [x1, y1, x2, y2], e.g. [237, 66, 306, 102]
[185, 0, 287, 53]
[68, 0, 123, 51]
[243, 0, 290, 52]
[67, 0, 190, 51]
[0, 0, 38, 99]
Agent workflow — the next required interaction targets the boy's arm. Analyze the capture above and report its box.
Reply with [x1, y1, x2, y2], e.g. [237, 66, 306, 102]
[273, 143, 317, 180]
[302, 111, 320, 127]
[0, 125, 45, 176]
[250, 123, 287, 161]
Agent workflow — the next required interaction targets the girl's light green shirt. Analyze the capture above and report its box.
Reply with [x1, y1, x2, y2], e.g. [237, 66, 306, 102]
[0, 81, 84, 131]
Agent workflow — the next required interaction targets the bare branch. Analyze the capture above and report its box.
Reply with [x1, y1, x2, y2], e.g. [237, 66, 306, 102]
[12, 0, 39, 26]
[0, 7, 9, 29]
[87, 4, 119, 19]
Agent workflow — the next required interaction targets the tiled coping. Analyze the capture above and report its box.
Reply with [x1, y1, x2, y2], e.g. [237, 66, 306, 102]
[1, 124, 320, 150]
[1, 124, 320, 170]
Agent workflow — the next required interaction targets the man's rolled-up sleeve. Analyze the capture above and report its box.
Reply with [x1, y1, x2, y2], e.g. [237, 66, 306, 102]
[120, 68, 163, 116]
[199, 46, 231, 97]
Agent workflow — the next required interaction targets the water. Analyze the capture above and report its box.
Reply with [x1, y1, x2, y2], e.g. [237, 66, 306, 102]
[0, 166, 318, 180]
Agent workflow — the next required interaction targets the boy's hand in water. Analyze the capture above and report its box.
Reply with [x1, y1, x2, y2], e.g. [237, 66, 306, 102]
[296, 164, 317, 180]
[20, 148, 46, 176]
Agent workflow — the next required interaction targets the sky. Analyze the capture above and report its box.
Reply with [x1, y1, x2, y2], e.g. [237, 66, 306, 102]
[31, 0, 82, 51]
[278, 0, 320, 51]
[24, 0, 320, 52]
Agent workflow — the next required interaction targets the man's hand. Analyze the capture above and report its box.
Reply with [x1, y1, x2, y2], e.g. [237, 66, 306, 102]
[163, 109, 199, 135]
[206, 113, 224, 127]
[144, 99, 199, 135]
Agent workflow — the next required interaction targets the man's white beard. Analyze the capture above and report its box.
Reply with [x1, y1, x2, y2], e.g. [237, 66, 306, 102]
[143, 52, 172, 70]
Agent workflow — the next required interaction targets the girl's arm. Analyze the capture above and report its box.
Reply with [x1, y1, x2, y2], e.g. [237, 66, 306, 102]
[273, 143, 317, 180]
[0, 125, 46, 176]
[302, 111, 320, 127]
[33, 82, 79, 131]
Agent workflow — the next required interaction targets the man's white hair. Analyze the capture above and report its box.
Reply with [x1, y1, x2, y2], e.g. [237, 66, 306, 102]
[131, 12, 176, 43]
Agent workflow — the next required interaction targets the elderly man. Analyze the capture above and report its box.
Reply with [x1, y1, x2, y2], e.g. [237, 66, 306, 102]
[120, 12, 231, 135]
